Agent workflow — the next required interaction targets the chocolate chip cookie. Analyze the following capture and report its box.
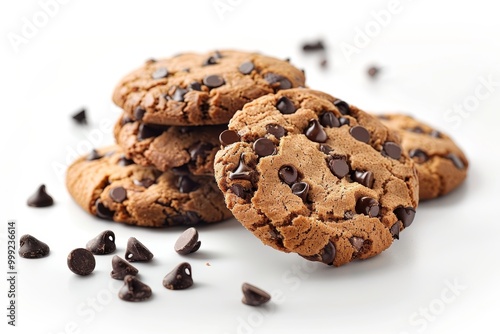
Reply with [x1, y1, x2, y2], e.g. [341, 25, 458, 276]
[114, 114, 224, 175]
[378, 114, 468, 200]
[66, 146, 231, 227]
[214, 89, 419, 267]
[112, 50, 306, 126]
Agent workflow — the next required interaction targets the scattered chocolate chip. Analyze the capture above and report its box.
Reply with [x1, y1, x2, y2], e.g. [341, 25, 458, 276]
[189, 82, 202, 91]
[302, 40, 325, 52]
[229, 153, 253, 181]
[125, 237, 154, 262]
[219, 130, 240, 146]
[241, 283, 271, 306]
[174, 228, 201, 255]
[319, 111, 340, 128]
[176, 175, 199, 193]
[137, 123, 164, 141]
[27, 184, 54, 207]
[111, 255, 138, 280]
[230, 184, 248, 199]
[352, 171, 375, 188]
[133, 178, 155, 188]
[350, 126, 370, 143]
[172, 87, 189, 102]
[253, 138, 276, 157]
[276, 96, 296, 114]
[117, 155, 134, 166]
[203, 56, 218, 66]
[339, 117, 350, 126]
[67, 248, 95, 276]
[189, 142, 213, 161]
[334, 100, 350, 115]
[266, 124, 286, 138]
[239, 61, 254, 75]
[409, 149, 428, 163]
[203, 75, 225, 88]
[95, 199, 114, 220]
[109, 187, 127, 203]
[72, 108, 87, 124]
[328, 157, 350, 178]
[394, 207, 416, 228]
[319, 144, 333, 155]
[19, 234, 50, 258]
[349, 237, 365, 251]
[355, 197, 380, 217]
[152, 67, 168, 79]
[367, 66, 381, 78]
[119, 275, 152, 302]
[86, 230, 116, 255]
[87, 149, 102, 161]
[383, 142, 402, 160]
[264, 73, 292, 90]
[163, 262, 193, 290]
[430, 130, 442, 138]
[390, 222, 401, 240]
[305, 119, 328, 143]
[278, 165, 298, 185]
[134, 107, 146, 120]
[447, 153, 465, 170]
[291, 182, 309, 201]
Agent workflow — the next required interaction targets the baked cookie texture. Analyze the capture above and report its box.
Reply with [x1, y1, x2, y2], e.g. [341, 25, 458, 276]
[378, 114, 468, 200]
[214, 89, 419, 267]
[66, 146, 231, 227]
[114, 113, 224, 175]
[112, 50, 306, 126]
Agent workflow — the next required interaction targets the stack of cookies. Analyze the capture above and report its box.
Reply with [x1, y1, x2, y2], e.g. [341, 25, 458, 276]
[67, 49, 468, 267]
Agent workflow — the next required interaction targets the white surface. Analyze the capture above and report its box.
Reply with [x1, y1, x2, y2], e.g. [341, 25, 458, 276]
[1, 1, 499, 333]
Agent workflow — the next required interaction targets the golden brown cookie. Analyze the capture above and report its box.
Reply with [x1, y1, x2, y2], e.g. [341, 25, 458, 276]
[378, 113, 468, 200]
[214, 89, 419, 267]
[66, 146, 231, 227]
[112, 50, 306, 126]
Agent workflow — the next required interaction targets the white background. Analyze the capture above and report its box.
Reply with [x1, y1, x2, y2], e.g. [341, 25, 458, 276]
[1, 0, 499, 333]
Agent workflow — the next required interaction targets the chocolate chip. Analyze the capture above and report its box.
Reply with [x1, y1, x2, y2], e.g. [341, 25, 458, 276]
[305, 119, 328, 142]
[185, 211, 202, 225]
[319, 111, 340, 128]
[253, 138, 276, 157]
[349, 237, 365, 251]
[152, 67, 168, 79]
[176, 175, 200, 193]
[87, 149, 102, 161]
[120, 115, 133, 126]
[355, 197, 380, 217]
[409, 126, 424, 134]
[145, 58, 157, 64]
[119, 275, 152, 302]
[172, 87, 189, 102]
[111, 255, 138, 280]
[133, 178, 155, 188]
[219, 130, 240, 146]
[27, 184, 54, 207]
[203, 56, 218, 66]
[182, 68, 190, 73]
[291, 182, 309, 201]
[266, 124, 286, 138]
[214, 50, 223, 59]
[125, 237, 154, 262]
[328, 158, 349, 178]
[95, 199, 114, 220]
[174, 227, 201, 255]
[86, 230, 116, 255]
[302, 40, 325, 52]
[229, 185, 246, 199]
[163, 262, 193, 290]
[203, 75, 225, 88]
[390, 222, 401, 240]
[334, 100, 350, 115]
[134, 107, 146, 120]
[349, 126, 370, 143]
[320, 58, 328, 68]
[352, 171, 375, 188]
[19, 234, 50, 258]
[241, 283, 271, 306]
[301, 241, 336, 265]
[394, 207, 416, 228]
[239, 61, 254, 75]
[172, 165, 190, 175]
[409, 149, 428, 163]
[189, 142, 213, 161]
[430, 130, 442, 138]
[344, 211, 354, 220]
[67, 248, 95, 276]
[367, 66, 381, 78]
[276, 96, 296, 114]
[319, 144, 333, 155]
[339, 117, 350, 126]
[137, 123, 164, 141]
[447, 153, 465, 170]
[278, 165, 298, 185]
[189, 82, 202, 91]
[118, 155, 134, 166]
[109, 187, 127, 203]
[229, 153, 253, 181]
[264, 73, 292, 90]
[383, 142, 402, 160]
[72, 108, 87, 124]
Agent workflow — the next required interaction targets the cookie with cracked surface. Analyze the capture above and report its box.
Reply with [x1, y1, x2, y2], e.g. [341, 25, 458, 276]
[112, 50, 306, 126]
[114, 113, 224, 175]
[214, 88, 419, 267]
[378, 113, 468, 200]
[66, 146, 231, 227]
